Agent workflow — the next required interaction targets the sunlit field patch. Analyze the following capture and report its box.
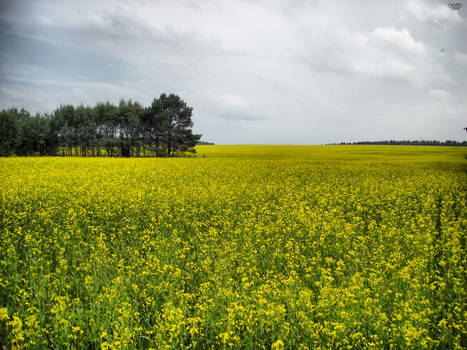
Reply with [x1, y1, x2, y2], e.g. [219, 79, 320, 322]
[0, 145, 466, 349]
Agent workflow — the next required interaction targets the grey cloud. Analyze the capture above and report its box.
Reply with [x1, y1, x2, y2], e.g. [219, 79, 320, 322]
[0, 0, 466, 143]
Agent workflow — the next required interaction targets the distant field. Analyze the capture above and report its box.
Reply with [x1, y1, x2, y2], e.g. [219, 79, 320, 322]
[1, 146, 466, 349]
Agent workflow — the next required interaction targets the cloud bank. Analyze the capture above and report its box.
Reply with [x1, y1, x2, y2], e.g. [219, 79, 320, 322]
[0, 0, 466, 143]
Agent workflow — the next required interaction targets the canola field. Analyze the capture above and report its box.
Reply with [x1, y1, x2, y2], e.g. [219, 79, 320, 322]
[0, 145, 466, 349]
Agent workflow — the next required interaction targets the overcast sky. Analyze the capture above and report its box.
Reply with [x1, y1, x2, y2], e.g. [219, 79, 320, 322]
[0, 0, 466, 144]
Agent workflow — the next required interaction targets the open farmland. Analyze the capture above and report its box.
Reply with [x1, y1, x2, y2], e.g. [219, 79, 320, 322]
[0, 145, 466, 349]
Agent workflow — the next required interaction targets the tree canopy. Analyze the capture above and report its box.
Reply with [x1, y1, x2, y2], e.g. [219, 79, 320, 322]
[0, 94, 201, 157]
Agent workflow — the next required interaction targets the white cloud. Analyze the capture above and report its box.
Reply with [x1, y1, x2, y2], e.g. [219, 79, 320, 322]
[405, 0, 462, 25]
[428, 88, 453, 99]
[370, 27, 427, 56]
[351, 26, 449, 87]
[454, 52, 467, 65]
[303, 24, 447, 87]
[215, 94, 248, 109]
[352, 58, 414, 81]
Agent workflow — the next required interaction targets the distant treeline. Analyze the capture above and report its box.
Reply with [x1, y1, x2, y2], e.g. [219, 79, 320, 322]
[329, 140, 467, 146]
[0, 93, 201, 157]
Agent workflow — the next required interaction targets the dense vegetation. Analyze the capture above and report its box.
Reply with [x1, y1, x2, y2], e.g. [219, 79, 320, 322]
[1, 145, 465, 349]
[0, 94, 201, 157]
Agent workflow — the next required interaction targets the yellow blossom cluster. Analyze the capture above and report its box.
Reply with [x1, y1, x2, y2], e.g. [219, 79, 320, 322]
[0, 145, 465, 348]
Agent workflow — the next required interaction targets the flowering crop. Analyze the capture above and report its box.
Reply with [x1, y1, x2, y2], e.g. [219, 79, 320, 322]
[0, 145, 466, 349]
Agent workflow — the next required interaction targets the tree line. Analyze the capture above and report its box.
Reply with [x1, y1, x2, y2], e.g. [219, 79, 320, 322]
[329, 140, 467, 146]
[0, 93, 201, 157]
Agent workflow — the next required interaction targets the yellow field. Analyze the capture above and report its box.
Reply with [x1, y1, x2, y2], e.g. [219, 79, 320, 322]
[0, 146, 466, 349]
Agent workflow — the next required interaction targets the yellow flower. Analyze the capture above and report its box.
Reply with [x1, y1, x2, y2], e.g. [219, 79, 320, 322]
[0, 307, 8, 321]
[272, 339, 284, 350]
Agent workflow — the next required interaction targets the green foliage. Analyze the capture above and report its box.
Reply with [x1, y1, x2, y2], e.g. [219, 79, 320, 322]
[0, 109, 20, 156]
[0, 94, 201, 157]
[145, 93, 200, 156]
